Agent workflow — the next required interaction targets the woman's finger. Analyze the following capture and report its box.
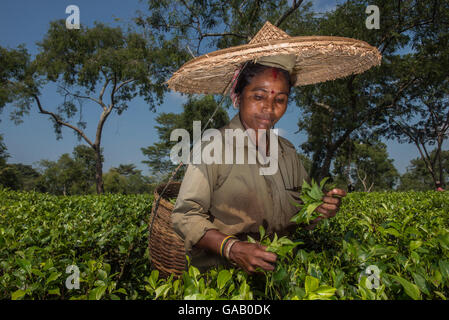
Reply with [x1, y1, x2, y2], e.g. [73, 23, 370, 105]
[256, 259, 276, 271]
[322, 196, 340, 205]
[315, 205, 336, 218]
[320, 202, 338, 212]
[256, 244, 277, 263]
[326, 188, 347, 198]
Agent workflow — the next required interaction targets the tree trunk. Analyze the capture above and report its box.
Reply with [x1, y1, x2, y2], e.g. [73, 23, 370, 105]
[310, 152, 322, 181]
[94, 146, 104, 194]
[319, 147, 336, 181]
[437, 136, 444, 188]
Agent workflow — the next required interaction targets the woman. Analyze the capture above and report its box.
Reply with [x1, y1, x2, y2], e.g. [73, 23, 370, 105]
[168, 22, 381, 274]
[172, 59, 346, 274]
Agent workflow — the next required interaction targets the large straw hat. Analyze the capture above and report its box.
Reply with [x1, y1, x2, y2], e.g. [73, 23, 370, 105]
[166, 21, 382, 94]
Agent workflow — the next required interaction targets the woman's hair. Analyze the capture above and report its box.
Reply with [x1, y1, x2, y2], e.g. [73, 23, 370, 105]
[233, 62, 293, 96]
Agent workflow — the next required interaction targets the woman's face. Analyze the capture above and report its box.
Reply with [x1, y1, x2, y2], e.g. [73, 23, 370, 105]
[238, 67, 289, 132]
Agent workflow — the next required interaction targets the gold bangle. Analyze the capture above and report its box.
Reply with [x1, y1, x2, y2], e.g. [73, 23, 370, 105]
[220, 235, 235, 257]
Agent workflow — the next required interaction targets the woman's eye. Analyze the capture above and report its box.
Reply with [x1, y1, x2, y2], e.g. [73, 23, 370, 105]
[254, 95, 264, 101]
[276, 98, 286, 104]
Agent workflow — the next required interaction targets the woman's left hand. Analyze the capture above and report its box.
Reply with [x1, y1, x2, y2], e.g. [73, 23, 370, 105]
[305, 188, 347, 229]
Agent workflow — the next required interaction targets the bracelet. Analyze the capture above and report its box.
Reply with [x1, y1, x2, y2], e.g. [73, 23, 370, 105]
[224, 238, 240, 260]
[219, 235, 236, 257]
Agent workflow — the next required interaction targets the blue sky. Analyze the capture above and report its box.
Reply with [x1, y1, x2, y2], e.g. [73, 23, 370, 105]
[0, 0, 442, 178]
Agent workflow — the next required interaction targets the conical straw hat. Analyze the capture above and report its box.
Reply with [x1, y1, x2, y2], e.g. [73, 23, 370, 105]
[167, 21, 382, 94]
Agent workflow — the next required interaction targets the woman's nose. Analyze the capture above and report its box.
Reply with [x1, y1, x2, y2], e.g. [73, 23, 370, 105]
[262, 97, 276, 112]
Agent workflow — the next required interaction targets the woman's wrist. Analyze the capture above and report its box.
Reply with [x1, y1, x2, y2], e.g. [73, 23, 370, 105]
[224, 238, 240, 260]
[220, 235, 237, 257]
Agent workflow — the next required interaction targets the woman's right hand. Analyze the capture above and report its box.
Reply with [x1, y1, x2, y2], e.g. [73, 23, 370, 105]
[229, 241, 277, 274]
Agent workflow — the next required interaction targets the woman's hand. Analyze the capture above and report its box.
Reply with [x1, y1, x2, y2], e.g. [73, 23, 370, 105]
[195, 230, 277, 274]
[229, 241, 277, 274]
[305, 188, 347, 230]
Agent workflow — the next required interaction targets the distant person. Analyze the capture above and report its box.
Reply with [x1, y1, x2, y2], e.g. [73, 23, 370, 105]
[435, 181, 445, 192]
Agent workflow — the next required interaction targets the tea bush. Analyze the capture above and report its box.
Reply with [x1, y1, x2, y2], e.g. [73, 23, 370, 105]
[0, 187, 448, 300]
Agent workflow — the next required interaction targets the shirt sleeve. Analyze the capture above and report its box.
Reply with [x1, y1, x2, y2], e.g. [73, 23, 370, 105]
[297, 155, 311, 187]
[171, 163, 219, 254]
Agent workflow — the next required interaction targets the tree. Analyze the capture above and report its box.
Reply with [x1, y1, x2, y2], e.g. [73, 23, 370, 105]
[136, 0, 314, 57]
[35, 145, 99, 195]
[398, 149, 449, 191]
[0, 134, 9, 166]
[70, 144, 98, 194]
[385, 20, 449, 188]
[0, 134, 20, 190]
[333, 139, 399, 191]
[113, 164, 140, 176]
[36, 154, 78, 195]
[292, 0, 444, 180]
[0, 135, 41, 190]
[5, 163, 41, 191]
[141, 95, 229, 181]
[0, 45, 30, 114]
[297, 152, 312, 177]
[1, 20, 180, 194]
[103, 164, 156, 194]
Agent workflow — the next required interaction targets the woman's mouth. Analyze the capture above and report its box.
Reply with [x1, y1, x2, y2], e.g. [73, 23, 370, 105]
[255, 115, 273, 126]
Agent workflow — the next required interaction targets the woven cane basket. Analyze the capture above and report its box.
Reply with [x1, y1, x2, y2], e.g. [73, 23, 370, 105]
[148, 182, 186, 277]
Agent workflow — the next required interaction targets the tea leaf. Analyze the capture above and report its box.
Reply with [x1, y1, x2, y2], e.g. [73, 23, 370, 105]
[217, 270, 232, 290]
[11, 289, 26, 300]
[390, 275, 421, 300]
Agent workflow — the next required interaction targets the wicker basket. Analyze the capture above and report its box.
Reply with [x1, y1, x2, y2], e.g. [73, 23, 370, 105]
[148, 182, 186, 277]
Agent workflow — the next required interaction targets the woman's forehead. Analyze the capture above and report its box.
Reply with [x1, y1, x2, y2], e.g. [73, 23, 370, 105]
[246, 69, 290, 91]
[249, 86, 289, 95]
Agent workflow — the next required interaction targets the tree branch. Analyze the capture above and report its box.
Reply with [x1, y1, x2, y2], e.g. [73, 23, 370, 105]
[314, 101, 334, 114]
[275, 0, 304, 27]
[99, 78, 110, 106]
[200, 32, 247, 39]
[58, 85, 107, 110]
[114, 78, 136, 93]
[33, 94, 94, 147]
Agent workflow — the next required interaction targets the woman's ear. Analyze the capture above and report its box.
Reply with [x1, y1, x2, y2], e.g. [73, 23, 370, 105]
[233, 94, 241, 109]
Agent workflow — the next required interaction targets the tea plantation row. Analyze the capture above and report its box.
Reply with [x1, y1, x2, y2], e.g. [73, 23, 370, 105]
[0, 187, 448, 299]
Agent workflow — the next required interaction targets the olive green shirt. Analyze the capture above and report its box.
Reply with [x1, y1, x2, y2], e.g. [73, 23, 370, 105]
[172, 113, 309, 270]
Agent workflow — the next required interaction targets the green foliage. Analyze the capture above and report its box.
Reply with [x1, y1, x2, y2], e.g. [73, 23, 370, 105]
[0, 188, 152, 299]
[1, 19, 185, 194]
[0, 135, 41, 191]
[103, 164, 156, 195]
[137, 0, 315, 57]
[333, 140, 400, 191]
[0, 45, 32, 113]
[292, 0, 449, 180]
[1, 188, 448, 300]
[34, 145, 99, 195]
[0, 163, 40, 191]
[290, 177, 334, 224]
[399, 150, 449, 191]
